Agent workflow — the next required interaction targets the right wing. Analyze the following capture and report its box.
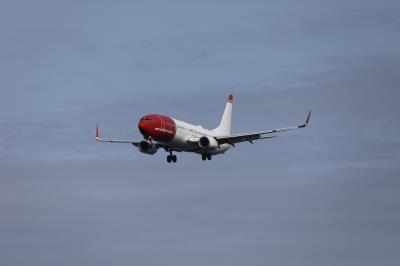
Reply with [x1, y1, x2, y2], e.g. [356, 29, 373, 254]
[215, 110, 311, 145]
[95, 124, 140, 146]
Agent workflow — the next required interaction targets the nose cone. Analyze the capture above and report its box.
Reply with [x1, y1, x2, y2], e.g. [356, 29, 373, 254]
[138, 114, 176, 142]
[138, 120, 150, 138]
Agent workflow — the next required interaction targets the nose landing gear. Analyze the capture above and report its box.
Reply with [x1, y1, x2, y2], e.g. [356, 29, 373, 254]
[167, 155, 177, 163]
[166, 149, 177, 163]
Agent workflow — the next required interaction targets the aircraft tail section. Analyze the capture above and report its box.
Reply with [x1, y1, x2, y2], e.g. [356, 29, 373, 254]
[212, 94, 233, 136]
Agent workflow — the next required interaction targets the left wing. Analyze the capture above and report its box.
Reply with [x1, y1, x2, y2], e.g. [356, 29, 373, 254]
[95, 124, 140, 146]
[215, 110, 311, 145]
[95, 125, 180, 152]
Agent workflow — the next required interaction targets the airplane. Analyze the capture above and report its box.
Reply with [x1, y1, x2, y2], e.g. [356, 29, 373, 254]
[95, 94, 311, 163]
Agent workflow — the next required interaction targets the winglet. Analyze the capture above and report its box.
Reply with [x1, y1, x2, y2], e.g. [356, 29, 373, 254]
[298, 110, 311, 128]
[305, 110, 311, 125]
[96, 124, 99, 139]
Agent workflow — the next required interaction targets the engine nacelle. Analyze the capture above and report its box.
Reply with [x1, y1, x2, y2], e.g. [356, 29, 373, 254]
[198, 136, 218, 150]
[137, 140, 158, 155]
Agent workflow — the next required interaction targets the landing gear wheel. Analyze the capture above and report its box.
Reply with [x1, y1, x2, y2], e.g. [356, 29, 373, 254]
[202, 154, 207, 161]
[207, 154, 212, 160]
[167, 148, 177, 163]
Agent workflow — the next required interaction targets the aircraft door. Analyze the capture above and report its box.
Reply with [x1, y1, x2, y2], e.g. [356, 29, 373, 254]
[160, 116, 165, 130]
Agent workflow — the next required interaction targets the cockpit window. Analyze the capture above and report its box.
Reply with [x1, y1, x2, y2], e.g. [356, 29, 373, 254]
[141, 116, 156, 122]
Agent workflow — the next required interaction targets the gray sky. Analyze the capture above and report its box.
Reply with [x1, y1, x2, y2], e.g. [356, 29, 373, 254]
[1, 0, 400, 265]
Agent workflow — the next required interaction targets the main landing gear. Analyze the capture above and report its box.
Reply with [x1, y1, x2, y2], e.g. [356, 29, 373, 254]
[166, 149, 177, 163]
[202, 154, 212, 161]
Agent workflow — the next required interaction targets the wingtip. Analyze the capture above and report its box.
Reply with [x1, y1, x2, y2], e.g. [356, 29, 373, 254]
[96, 124, 99, 139]
[298, 110, 311, 128]
[306, 110, 311, 125]
[228, 94, 233, 103]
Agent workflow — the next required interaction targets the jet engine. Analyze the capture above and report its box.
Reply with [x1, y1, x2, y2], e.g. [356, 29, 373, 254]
[138, 140, 158, 155]
[198, 136, 218, 150]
